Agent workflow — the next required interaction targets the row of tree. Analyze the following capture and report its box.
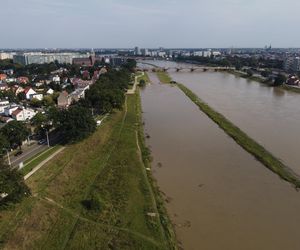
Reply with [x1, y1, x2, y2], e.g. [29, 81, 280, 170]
[176, 56, 284, 71]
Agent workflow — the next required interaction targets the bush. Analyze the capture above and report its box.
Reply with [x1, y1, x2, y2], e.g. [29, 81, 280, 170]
[139, 79, 146, 87]
[81, 195, 101, 211]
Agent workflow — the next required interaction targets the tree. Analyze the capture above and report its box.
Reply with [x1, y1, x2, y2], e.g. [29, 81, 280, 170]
[58, 105, 96, 143]
[17, 92, 26, 101]
[0, 161, 30, 210]
[31, 112, 48, 135]
[0, 133, 9, 158]
[139, 79, 146, 87]
[261, 70, 271, 78]
[1, 121, 29, 150]
[274, 74, 287, 86]
[246, 69, 254, 77]
[43, 95, 54, 107]
[30, 98, 42, 108]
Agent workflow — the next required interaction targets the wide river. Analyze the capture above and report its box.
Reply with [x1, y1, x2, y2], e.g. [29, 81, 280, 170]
[140, 69, 300, 250]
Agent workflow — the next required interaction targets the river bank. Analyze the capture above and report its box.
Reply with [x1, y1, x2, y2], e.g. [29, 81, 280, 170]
[0, 93, 176, 249]
[157, 71, 300, 188]
[140, 72, 300, 250]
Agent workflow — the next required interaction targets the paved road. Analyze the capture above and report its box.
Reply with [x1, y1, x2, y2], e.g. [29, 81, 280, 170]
[8, 131, 63, 169]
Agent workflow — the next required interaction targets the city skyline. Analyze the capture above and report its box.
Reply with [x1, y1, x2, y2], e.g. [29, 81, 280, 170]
[1, 0, 300, 48]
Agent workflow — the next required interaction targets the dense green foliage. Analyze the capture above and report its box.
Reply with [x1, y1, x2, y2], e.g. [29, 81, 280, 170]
[84, 65, 132, 113]
[1, 121, 29, 150]
[177, 55, 284, 70]
[0, 162, 30, 210]
[274, 74, 287, 86]
[57, 105, 96, 143]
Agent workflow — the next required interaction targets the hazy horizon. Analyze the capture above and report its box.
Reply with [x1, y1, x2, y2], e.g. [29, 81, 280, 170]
[1, 0, 300, 48]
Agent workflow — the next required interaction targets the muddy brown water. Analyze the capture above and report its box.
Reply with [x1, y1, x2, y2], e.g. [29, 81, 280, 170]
[140, 72, 300, 250]
[141, 60, 300, 176]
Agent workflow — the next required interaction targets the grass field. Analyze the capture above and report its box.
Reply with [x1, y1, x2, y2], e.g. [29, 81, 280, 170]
[156, 71, 172, 84]
[0, 93, 177, 249]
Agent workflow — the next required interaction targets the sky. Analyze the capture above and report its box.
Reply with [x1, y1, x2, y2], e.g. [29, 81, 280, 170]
[1, 0, 300, 48]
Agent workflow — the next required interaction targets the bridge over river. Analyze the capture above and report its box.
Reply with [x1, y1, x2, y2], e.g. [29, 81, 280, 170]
[137, 61, 235, 72]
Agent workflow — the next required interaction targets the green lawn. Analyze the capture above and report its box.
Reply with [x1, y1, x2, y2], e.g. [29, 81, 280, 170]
[0, 93, 177, 249]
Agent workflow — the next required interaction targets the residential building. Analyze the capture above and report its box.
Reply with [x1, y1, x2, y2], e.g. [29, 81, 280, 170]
[57, 91, 71, 108]
[0, 100, 10, 114]
[52, 75, 61, 83]
[24, 87, 43, 100]
[11, 108, 36, 121]
[13, 52, 90, 65]
[47, 88, 54, 95]
[4, 105, 19, 116]
[17, 76, 29, 84]
[0, 74, 7, 81]
[24, 87, 37, 99]
[0, 83, 9, 91]
[284, 57, 300, 72]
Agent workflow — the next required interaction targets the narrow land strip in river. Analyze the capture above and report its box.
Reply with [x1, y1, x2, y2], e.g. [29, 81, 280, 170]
[157, 71, 300, 188]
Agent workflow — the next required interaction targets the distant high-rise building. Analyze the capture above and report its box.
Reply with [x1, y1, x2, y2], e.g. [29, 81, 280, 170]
[284, 57, 300, 72]
[141, 48, 149, 56]
[134, 47, 141, 56]
[13, 52, 89, 65]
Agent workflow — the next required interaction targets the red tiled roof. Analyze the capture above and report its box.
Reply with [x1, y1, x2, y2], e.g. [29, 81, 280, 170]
[24, 87, 32, 94]
[12, 108, 23, 116]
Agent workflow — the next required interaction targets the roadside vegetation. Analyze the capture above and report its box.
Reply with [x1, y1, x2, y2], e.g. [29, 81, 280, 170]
[156, 71, 300, 188]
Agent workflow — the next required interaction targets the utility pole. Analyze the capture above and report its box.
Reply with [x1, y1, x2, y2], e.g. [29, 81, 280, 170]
[7, 150, 11, 167]
[46, 130, 50, 148]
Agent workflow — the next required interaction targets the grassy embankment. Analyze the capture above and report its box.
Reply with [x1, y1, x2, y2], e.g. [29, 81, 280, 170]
[228, 70, 273, 85]
[156, 71, 172, 84]
[0, 93, 177, 249]
[20, 145, 63, 175]
[137, 71, 150, 83]
[156, 71, 300, 188]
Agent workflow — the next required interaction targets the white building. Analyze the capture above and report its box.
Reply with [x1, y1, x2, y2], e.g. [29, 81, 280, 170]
[24, 87, 43, 101]
[11, 108, 36, 121]
[47, 88, 54, 95]
[4, 105, 19, 116]
[0, 52, 15, 60]
[0, 100, 10, 114]
[52, 75, 60, 83]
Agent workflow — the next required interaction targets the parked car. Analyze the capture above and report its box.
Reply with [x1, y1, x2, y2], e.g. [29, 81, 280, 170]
[38, 139, 46, 145]
[14, 150, 23, 156]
